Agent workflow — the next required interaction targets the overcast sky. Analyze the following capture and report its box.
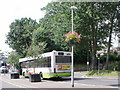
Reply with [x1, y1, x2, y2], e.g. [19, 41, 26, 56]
[0, 0, 52, 52]
[0, 0, 118, 52]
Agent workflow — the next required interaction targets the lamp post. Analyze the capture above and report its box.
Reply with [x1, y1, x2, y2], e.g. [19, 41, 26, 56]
[70, 6, 77, 87]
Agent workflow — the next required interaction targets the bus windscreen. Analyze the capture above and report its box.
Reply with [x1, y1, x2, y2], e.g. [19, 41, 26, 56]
[56, 56, 71, 63]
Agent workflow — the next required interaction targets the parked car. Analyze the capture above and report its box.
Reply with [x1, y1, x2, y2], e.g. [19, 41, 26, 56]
[0, 66, 8, 73]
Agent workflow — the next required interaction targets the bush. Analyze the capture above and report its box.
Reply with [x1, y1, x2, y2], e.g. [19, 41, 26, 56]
[86, 70, 119, 76]
[74, 64, 87, 71]
[108, 61, 120, 71]
[86, 70, 97, 76]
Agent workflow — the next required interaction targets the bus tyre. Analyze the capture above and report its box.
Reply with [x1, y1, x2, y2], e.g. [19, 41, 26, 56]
[40, 72, 43, 80]
[23, 72, 25, 76]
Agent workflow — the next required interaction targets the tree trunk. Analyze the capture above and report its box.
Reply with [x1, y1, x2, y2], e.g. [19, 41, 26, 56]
[90, 3, 97, 71]
[91, 37, 97, 70]
[91, 3, 98, 70]
[103, 14, 114, 70]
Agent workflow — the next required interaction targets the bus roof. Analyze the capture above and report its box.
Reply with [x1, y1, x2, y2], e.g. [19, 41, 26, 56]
[19, 50, 72, 62]
[19, 57, 35, 62]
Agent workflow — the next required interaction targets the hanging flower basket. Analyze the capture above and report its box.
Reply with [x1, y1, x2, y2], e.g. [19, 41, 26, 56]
[65, 31, 81, 45]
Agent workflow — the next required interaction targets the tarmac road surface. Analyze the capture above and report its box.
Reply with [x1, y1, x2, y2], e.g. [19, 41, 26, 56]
[0, 72, 119, 88]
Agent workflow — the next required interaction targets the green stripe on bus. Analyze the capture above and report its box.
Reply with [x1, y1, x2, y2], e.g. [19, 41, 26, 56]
[43, 72, 71, 78]
[24, 72, 71, 78]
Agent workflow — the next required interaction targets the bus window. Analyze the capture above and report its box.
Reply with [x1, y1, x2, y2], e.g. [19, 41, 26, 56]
[21, 62, 27, 68]
[29, 60, 38, 68]
[38, 57, 51, 67]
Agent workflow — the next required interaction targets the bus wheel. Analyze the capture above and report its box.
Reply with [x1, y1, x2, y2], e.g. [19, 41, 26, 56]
[40, 72, 43, 80]
[23, 72, 25, 76]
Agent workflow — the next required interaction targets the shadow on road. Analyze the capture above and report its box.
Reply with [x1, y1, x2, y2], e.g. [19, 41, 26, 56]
[109, 84, 120, 87]
[44, 77, 94, 81]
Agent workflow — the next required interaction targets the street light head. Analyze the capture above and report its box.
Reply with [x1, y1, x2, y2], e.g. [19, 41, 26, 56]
[70, 6, 78, 10]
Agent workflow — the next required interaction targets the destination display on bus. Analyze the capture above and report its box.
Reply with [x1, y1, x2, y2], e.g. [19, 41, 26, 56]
[57, 65, 71, 70]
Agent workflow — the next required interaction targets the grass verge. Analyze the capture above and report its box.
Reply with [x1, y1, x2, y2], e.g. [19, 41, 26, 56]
[86, 70, 120, 76]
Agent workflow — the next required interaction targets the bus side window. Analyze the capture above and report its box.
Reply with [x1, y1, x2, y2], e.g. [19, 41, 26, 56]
[36, 56, 51, 67]
[21, 62, 26, 68]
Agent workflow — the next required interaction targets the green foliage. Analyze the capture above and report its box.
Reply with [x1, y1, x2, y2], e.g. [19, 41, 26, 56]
[40, 2, 74, 51]
[32, 26, 60, 52]
[74, 64, 87, 71]
[6, 18, 38, 57]
[86, 70, 119, 76]
[117, 55, 120, 61]
[86, 70, 97, 76]
[100, 52, 118, 63]
[27, 42, 47, 57]
[40, 2, 119, 70]
[74, 48, 88, 64]
[7, 51, 20, 69]
[108, 61, 120, 70]
[6, 2, 119, 71]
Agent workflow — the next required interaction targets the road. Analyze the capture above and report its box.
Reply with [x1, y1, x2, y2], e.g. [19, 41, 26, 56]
[0, 72, 119, 88]
[1, 80, 19, 88]
[74, 72, 119, 87]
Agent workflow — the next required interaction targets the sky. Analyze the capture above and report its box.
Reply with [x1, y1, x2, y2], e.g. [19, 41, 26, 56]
[0, 0, 118, 53]
[0, 0, 52, 52]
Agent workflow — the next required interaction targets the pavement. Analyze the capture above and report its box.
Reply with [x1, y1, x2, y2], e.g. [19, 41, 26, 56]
[0, 72, 119, 88]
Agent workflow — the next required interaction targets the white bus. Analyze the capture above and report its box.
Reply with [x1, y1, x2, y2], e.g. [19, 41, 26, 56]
[19, 50, 72, 78]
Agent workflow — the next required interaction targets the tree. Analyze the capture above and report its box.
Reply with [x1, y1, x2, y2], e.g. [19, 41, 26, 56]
[101, 3, 119, 70]
[6, 2, 119, 71]
[27, 42, 47, 57]
[6, 18, 38, 57]
[7, 51, 20, 69]
[32, 26, 59, 52]
[40, 2, 73, 51]
[41, 2, 111, 70]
